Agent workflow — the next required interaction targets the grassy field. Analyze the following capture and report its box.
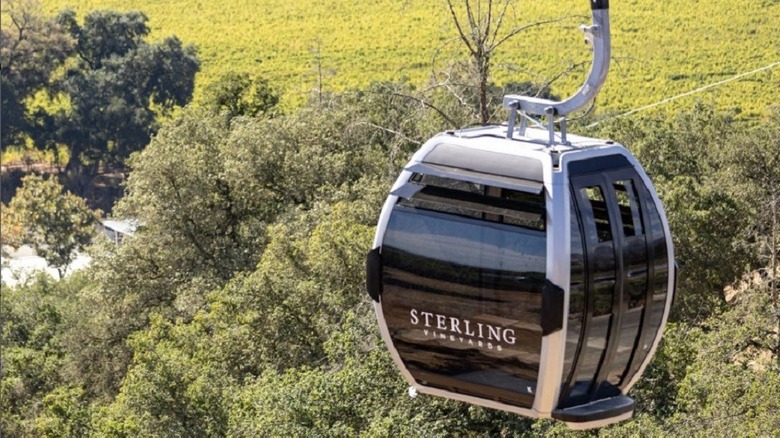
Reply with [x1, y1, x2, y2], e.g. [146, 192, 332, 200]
[39, 0, 780, 119]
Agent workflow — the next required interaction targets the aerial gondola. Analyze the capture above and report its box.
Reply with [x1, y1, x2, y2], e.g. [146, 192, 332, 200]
[365, 0, 675, 430]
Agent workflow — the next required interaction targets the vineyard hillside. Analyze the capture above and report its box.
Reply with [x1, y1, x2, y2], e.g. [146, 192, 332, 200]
[41, 0, 780, 117]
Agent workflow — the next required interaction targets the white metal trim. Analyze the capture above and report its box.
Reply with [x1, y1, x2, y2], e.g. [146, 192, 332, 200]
[371, 184, 422, 391]
[532, 153, 568, 414]
[414, 384, 542, 419]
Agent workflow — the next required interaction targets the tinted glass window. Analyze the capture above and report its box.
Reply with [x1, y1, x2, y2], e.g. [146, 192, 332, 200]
[381, 195, 546, 408]
[561, 197, 585, 394]
[613, 180, 644, 237]
[560, 182, 617, 407]
[411, 173, 483, 194]
[625, 187, 669, 380]
[606, 179, 647, 387]
[582, 186, 612, 243]
[579, 186, 615, 317]
[561, 159, 672, 407]
[401, 174, 546, 231]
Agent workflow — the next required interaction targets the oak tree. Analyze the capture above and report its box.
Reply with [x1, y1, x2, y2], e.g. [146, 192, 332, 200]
[53, 10, 199, 175]
[6, 174, 98, 278]
[0, 0, 74, 149]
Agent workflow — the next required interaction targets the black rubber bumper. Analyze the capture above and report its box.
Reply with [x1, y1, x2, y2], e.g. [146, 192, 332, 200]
[552, 395, 634, 424]
[366, 248, 382, 302]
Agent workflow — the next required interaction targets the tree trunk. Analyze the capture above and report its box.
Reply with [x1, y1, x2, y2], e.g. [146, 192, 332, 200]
[477, 55, 490, 124]
[772, 191, 779, 368]
[63, 153, 98, 197]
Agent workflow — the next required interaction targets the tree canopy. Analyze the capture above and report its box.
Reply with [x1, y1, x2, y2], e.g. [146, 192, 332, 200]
[5, 84, 779, 435]
[3, 174, 98, 278]
[0, 2, 199, 178]
[52, 9, 199, 174]
[202, 71, 280, 120]
[0, 0, 74, 149]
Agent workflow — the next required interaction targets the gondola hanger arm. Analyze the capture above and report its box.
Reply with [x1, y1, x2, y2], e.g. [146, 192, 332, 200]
[505, 0, 611, 141]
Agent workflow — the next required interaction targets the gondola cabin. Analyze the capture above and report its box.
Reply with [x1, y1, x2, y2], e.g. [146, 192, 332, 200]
[366, 126, 675, 429]
[366, 0, 675, 429]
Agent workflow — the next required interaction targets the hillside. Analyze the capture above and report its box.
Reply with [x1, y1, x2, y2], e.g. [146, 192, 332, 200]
[4, 2, 780, 435]
[41, 0, 780, 118]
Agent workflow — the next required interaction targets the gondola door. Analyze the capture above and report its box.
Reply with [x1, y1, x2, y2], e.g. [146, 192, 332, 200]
[558, 162, 660, 410]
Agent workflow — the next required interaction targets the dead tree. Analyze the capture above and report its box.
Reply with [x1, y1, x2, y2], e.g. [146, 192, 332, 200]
[445, 0, 575, 124]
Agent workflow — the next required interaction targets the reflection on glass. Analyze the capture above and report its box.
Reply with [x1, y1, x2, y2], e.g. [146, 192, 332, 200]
[562, 197, 585, 394]
[613, 180, 644, 237]
[624, 181, 669, 384]
[582, 186, 612, 243]
[381, 204, 546, 408]
[559, 183, 619, 408]
[569, 315, 609, 400]
[561, 167, 672, 406]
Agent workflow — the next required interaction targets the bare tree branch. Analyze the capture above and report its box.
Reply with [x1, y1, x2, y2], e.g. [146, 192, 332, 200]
[493, 15, 579, 50]
[540, 59, 591, 90]
[465, 0, 478, 45]
[429, 35, 459, 80]
[353, 121, 423, 146]
[490, 0, 513, 48]
[360, 89, 459, 127]
[446, 0, 476, 56]
[484, 0, 493, 49]
[441, 1, 585, 123]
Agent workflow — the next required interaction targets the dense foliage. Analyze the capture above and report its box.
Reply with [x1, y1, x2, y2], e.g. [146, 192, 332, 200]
[3, 82, 779, 435]
[1, 1, 199, 178]
[2, 174, 98, 278]
[52, 9, 199, 175]
[0, 0, 74, 149]
[202, 72, 280, 120]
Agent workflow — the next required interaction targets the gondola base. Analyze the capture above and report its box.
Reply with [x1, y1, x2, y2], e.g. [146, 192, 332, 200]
[553, 395, 635, 430]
